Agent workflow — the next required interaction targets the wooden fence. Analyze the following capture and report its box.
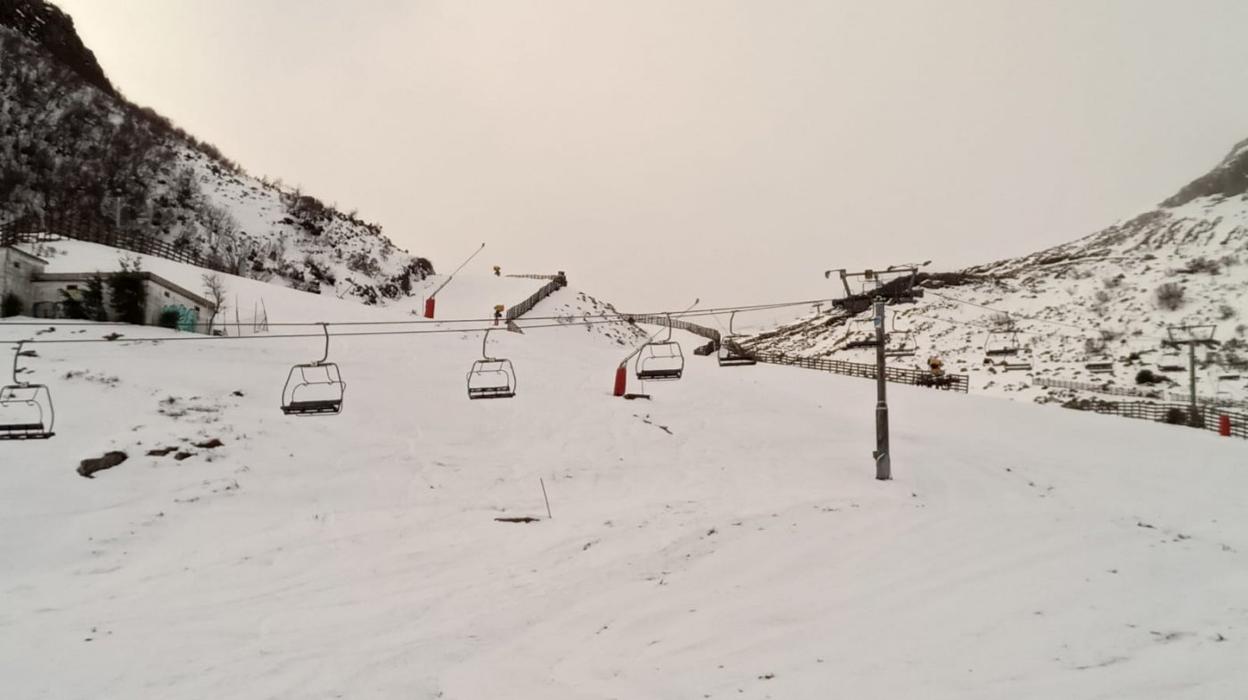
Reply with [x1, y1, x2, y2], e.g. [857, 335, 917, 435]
[1062, 399, 1247, 439]
[505, 273, 564, 281]
[0, 216, 226, 272]
[752, 351, 971, 393]
[1037, 377, 1248, 409]
[626, 314, 721, 343]
[504, 272, 569, 320]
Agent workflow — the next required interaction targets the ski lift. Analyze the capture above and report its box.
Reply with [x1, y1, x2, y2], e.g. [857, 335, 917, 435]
[0, 341, 55, 440]
[718, 311, 756, 367]
[983, 329, 1023, 357]
[636, 314, 685, 381]
[281, 323, 346, 415]
[885, 315, 917, 358]
[982, 329, 1031, 371]
[467, 328, 517, 399]
[843, 316, 878, 350]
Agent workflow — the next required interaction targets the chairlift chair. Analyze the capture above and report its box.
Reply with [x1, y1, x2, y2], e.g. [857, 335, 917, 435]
[281, 323, 346, 415]
[0, 341, 55, 440]
[468, 328, 517, 399]
[636, 315, 685, 381]
[884, 315, 917, 358]
[842, 316, 879, 350]
[983, 329, 1022, 357]
[718, 311, 756, 367]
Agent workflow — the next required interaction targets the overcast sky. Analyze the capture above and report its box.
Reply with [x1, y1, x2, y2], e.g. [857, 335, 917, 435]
[56, 0, 1248, 310]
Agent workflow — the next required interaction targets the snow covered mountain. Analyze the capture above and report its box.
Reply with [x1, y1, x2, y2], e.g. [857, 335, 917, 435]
[746, 138, 1248, 406]
[2, 245, 1246, 699]
[0, 0, 433, 304]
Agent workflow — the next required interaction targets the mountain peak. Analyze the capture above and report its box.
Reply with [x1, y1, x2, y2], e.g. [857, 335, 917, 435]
[0, 0, 115, 96]
[1161, 136, 1248, 208]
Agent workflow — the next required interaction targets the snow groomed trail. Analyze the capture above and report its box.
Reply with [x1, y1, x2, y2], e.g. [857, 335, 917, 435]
[2, 245, 1246, 699]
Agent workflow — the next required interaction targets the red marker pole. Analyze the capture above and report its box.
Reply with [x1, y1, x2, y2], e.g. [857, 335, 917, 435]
[1220, 414, 1232, 437]
[613, 365, 627, 397]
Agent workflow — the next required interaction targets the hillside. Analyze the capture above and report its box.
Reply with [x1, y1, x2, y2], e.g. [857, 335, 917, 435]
[746, 138, 1248, 407]
[0, 2, 433, 304]
[2, 255, 1246, 698]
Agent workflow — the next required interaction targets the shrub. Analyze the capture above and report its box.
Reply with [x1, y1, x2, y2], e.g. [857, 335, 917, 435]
[1155, 283, 1185, 310]
[1, 292, 22, 317]
[59, 274, 109, 321]
[1219, 304, 1237, 320]
[1185, 256, 1220, 274]
[347, 251, 381, 277]
[1135, 369, 1165, 385]
[157, 308, 181, 329]
[109, 256, 147, 325]
[1094, 290, 1111, 304]
[1103, 275, 1124, 289]
[1163, 407, 1189, 425]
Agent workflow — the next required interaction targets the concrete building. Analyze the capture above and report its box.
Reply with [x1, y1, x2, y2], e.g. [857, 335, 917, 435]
[0, 247, 214, 331]
[0, 247, 49, 315]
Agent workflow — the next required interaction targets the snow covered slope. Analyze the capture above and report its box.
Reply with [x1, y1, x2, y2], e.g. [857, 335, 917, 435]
[747, 138, 1248, 406]
[2, 264, 1245, 699]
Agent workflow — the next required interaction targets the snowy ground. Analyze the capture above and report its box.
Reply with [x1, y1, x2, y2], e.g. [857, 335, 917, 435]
[2, 260, 1246, 699]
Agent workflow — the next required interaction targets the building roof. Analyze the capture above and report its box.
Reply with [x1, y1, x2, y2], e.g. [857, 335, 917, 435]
[33, 271, 215, 310]
[2, 246, 49, 266]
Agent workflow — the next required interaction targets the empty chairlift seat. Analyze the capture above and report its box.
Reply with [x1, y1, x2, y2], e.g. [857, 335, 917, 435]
[0, 342, 55, 440]
[0, 384, 55, 439]
[885, 332, 917, 358]
[637, 341, 685, 380]
[281, 364, 346, 415]
[281, 324, 346, 416]
[467, 328, 517, 400]
[718, 339, 756, 367]
[983, 330, 1023, 357]
[718, 312, 756, 367]
[467, 358, 516, 399]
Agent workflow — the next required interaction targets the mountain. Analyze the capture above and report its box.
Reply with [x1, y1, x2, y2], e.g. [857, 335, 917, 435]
[746, 138, 1248, 405]
[0, 0, 433, 304]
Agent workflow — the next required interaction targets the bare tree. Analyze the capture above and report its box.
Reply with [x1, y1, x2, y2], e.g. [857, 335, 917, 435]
[202, 273, 227, 334]
[201, 203, 238, 250]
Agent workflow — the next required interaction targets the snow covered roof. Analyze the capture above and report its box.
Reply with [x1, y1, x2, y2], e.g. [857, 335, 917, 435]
[2, 246, 49, 266]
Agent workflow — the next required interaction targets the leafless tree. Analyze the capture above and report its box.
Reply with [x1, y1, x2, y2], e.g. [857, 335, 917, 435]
[202, 273, 227, 334]
[201, 203, 237, 250]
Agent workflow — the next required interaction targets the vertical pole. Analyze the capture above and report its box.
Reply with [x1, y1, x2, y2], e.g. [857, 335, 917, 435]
[540, 478, 552, 519]
[1188, 343, 1199, 427]
[873, 298, 890, 480]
